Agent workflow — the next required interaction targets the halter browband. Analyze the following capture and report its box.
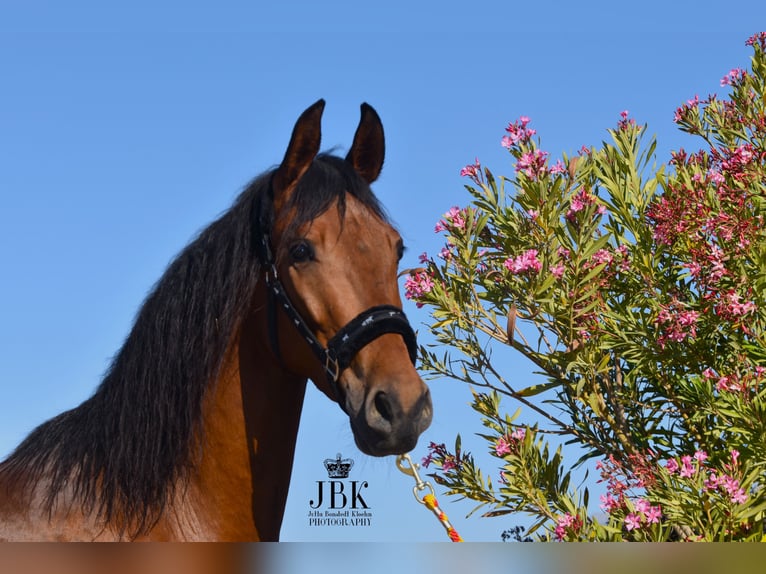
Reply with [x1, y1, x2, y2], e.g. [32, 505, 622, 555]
[255, 220, 418, 410]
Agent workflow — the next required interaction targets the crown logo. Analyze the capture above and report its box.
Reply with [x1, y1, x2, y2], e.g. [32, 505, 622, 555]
[324, 453, 354, 479]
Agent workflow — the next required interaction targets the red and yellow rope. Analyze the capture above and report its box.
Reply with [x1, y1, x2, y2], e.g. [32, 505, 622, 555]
[422, 492, 463, 542]
[396, 453, 463, 542]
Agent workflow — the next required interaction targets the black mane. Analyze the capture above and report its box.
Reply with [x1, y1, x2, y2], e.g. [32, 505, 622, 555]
[0, 153, 386, 538]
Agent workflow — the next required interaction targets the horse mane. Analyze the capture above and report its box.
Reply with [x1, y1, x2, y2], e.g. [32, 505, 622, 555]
[0, 153, 387, 538]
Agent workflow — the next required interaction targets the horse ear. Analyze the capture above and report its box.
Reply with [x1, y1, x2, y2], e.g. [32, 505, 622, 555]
[273, 99, 325, 196]
[346, 103, 385, 183]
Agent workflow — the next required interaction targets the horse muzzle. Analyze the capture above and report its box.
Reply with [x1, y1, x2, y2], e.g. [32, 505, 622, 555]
[350, 384, 432, 457]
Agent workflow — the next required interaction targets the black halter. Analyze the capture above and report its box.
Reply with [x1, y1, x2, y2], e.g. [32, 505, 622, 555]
[253, 199, 418, 410]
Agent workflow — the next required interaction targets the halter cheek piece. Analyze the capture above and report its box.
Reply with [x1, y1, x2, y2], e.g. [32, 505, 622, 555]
[254, 209, 418, 412]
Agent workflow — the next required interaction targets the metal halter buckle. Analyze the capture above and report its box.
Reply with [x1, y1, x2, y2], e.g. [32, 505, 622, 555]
[324, 350, 340, 382]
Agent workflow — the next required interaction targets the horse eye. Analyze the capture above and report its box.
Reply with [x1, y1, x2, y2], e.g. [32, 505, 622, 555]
[396, 241, 405, 262]
[289, 241, 314, 263]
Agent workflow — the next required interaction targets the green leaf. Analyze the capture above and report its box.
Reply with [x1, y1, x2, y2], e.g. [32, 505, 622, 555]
[516, 380, 561, 397]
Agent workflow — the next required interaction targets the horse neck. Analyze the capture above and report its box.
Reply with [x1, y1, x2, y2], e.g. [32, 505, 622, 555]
[178, 305, 308, 541]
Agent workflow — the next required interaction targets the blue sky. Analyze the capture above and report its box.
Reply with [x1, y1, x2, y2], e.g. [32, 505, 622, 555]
[1, 1, 764, 542]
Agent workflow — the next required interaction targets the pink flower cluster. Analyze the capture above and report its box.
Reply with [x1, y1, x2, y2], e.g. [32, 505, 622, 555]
[503, 249, 542, 274]
[590, 249, 614, 267]
[422, 441, 466, 473]
[437, 244, 453, 261]
[702, 365, 765, 394]
[494, 428, 526, 457]
[596, 453, 656, 516]
[624, 499, 662, 531]
[715, 289, 756, 321]
[618, 110, 636, 131]
[460, 157, 481, 179]
[665, 449, 748, 506]
[434, 206, 468, 233]
[746, 31, 766, 50]
[654, 302, 699, 347]
[549, 159, 566, 175]
[403, 270, 434, 308]
[665, 450, 707, 478]
[502, 116, 536, 149]
[566, 187, 600, 221]
[650, 77, 763, 340]
[515, 149, 549, 180]
[554, 512, 583, 541]
[721, 143, 758, 182]
[674, 94, 700, 124]
[720, 67, 746, 87]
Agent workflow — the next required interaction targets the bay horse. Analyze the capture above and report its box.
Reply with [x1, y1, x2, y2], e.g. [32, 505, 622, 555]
[0, 100, 432, 541]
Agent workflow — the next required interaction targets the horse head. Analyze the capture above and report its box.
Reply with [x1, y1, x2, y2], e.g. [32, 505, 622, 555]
[254, 100, 432, 456]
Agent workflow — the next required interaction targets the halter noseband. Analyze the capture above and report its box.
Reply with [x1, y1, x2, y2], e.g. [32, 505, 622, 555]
[254, 211, 418, 411]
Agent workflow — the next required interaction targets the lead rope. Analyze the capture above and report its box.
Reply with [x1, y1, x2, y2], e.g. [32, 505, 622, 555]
[396, 453, 463, 542]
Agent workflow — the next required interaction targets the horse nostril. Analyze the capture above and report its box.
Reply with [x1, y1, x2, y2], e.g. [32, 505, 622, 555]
[373, 391, 394, 423]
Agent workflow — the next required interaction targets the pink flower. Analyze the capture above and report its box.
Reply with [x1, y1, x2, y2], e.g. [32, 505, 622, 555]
[694, 450, 708, 463]
[566, 188, 596, 220]
[679, 455, 695, 478]
[446, 206, 466, 230]
[716, 290, 756, 319]
[460, 157, 481, 179]
[720, 68, 745, 86]
[599, 493, 619, 513]
[746, 32, 766, 50]
[503, 117, 537, 148]
[403, 271, 434, 307]
[515, 149, 549, 180]
[674, 95, 701, 124]
[655, 303, 699, 346]
[721, 475, 743, 498]
[511, 427, 526, 441]
[549, 159, 565, 175]
[731, 488, 748, 505]
[591, 249, 614, 267]
[708, 169, 725, 186]
[704, 472, 720, 491]
[678, 310, 699, 327]
[618, 110, 636, 131]
[504, 249, 543, 274]
[554, 513, 581, 541]
[665, 458, 679, 474]
[633, 498, 661, 524]
[716, 375, 733, 392]
[551, 264, 565, 278]
[435, 206, 467, 233]
[635, 499, 650, 514]
[495, 437, 511, 457]
[624, 513, 642, 531]
[644, 504, 662, 524]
